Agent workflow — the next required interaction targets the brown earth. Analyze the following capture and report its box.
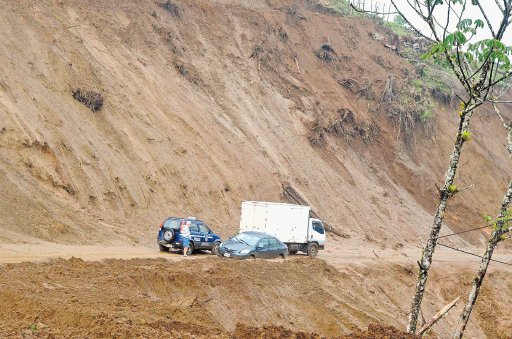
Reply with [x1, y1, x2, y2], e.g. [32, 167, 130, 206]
[1, 0, 512, 338]
[0, 256, 511, 338]
[0, 0, 510, 247]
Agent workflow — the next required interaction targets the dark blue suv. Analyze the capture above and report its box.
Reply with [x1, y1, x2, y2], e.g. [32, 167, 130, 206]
[157, 217, 222, 255]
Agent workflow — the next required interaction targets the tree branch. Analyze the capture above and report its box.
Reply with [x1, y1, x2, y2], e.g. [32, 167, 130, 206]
[456, 184, 475, 194]
[368, 0, 435, 41]
[467, 51, 493, 81]
[481, 70, 512, 92]
[455, 44, 473, 94]
[475, 1, 497, 38]
[490, 81, 512, 100]
[490, 102, 512, 154]
[495, 0, 505, 13]
[444, 0, 452, 40]
[417, 296, 460, 336]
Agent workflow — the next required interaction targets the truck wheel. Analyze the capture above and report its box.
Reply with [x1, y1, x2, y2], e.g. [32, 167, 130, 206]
[307, 243, 319, 257]
[211, 242, 221, 256]
[159, 244, 170, 252]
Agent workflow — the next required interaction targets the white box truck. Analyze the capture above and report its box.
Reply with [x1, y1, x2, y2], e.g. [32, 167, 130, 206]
[239, 201, 326, 257]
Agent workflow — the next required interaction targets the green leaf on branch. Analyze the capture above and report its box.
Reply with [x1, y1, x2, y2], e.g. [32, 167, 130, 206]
[421, 43, 446, 60]
[444, 33, 456, 48]
[461, 130, 472, 141]
[455, 31, 467, 44]
[457, 19, 472, 31]
[474, 19, 484, 29]
[448, 184, 458, 193]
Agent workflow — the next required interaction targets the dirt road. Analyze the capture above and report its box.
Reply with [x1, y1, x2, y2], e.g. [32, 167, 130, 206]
[1, 243, 511, 338]
[2, 237, 512, 338]
[2, 237, 511, 267]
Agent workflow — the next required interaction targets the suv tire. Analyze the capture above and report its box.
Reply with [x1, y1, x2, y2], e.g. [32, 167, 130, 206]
[163, 229, 175, 242]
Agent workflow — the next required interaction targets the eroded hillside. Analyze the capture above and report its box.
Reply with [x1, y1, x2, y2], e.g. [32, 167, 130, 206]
[0, 0, 510, 246]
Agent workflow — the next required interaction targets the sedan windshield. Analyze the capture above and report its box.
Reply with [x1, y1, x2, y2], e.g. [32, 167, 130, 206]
[234, 233, 260, 246]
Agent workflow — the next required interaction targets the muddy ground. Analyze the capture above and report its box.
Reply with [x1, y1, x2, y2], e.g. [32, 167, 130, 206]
[1, 249, 511, 338]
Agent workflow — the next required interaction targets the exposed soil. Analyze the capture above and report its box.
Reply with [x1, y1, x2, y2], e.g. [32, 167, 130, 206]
[1, 0, 512, 338]
[1, 256, 511, 338]
[0, 0, 510, 248]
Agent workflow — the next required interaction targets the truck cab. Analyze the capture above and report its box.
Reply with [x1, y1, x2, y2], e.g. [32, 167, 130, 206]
[285, 217, 325, 256]
[310, 218, 326, 248]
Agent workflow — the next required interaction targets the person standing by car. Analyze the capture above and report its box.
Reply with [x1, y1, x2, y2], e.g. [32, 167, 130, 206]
[180, 220, 191, 256]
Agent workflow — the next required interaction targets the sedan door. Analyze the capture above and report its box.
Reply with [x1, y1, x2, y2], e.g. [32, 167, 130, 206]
[255, 238, 271, 259]
[267, 238, 282, 258]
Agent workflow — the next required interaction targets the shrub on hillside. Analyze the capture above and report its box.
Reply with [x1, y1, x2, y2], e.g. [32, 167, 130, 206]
[159, 1, 182, 18]
[72, 89, 103, 112]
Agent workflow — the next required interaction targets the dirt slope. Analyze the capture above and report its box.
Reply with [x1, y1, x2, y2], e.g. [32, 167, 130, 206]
[0, 0, 510, 247]
[1, 257, 511, 338]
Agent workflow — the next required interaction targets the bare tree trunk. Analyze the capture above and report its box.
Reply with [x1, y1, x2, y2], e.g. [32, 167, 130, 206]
[407, 109, 474, 333]
[453, 181, 512, 339]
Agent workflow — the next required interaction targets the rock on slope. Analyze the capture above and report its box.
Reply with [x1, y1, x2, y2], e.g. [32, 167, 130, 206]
[0, 0, 509, 245]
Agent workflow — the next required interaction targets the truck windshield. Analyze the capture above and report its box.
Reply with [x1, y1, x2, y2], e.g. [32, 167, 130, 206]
[312, 222, 325, 234]
[236, 233, 260, 246]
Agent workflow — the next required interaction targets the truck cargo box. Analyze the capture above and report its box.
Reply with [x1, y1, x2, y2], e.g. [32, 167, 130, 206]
[239, 201, 311, 243]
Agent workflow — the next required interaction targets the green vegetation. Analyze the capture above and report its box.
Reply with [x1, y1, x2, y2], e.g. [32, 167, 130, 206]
[384, 14, 412, 37]
[326, 0, 353, 15]
[417, 66, 451, 96]
[395, 84, 433, 122]
[323, 3, 452, 124]
[484, 210, 512, 232]
[461, 130, 472, 141]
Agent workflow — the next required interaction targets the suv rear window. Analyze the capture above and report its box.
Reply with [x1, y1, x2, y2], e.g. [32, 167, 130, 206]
[163, 219, 181, 229]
